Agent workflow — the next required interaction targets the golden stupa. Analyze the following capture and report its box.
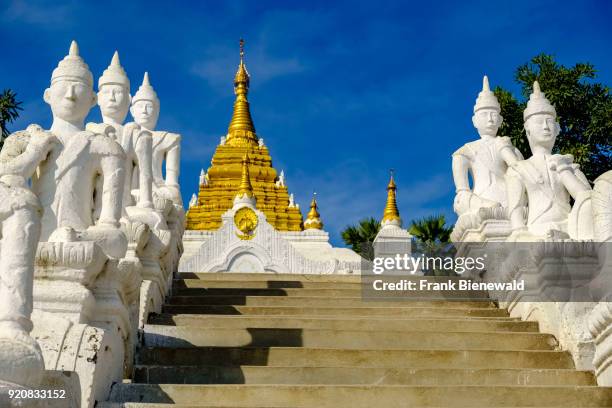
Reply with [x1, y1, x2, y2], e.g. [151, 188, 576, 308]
[186, 40, 304, 231]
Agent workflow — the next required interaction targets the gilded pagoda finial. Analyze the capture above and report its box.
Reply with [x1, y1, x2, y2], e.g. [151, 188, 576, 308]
[227, 38, 257, 146]
[304, 192, 323, 230]
[236, 154, 254, 198]
[381, 169, 401, 227]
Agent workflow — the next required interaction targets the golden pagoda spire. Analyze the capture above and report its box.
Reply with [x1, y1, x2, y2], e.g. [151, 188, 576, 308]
[304, 192, 323, 230]
[381, 170, 401, 226]
[227, 38, 257, 146]
[236, 153, 254, 198]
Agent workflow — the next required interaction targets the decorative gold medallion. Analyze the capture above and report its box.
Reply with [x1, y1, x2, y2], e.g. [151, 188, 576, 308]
[234, 207, 258, 240]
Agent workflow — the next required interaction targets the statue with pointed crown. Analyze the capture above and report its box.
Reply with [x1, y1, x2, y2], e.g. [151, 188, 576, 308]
[130, 72, 182, 207]
[2, 41, 128, 258]
[91, 51, 155, 213]
[452, 76, 523, 218]
[506, 81, 593, 240]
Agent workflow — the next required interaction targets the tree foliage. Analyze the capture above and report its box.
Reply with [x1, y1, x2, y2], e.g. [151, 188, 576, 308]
[494, 54, 612, 181]
[0, 89, 23, 141]
[408, 214, 452, 245]
[341, 217, 380, 260]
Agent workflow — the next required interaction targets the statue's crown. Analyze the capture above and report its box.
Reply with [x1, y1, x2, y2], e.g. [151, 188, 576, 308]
[99, 51, 130, 90]
[523, 81, 556, 120]
[132, 72, 159, 105]
[473, 75, 500, 113]
[51, 40, 93, 87]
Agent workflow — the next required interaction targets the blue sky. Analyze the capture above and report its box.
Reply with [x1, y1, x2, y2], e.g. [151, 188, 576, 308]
[1, 0, 611, 245]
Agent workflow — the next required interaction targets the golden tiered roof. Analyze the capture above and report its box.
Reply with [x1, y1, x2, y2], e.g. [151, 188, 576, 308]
[186, 40, 304, 231]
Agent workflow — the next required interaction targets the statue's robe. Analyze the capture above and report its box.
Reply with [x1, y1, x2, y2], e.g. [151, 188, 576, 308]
[32, 130, 125, 240]
[151, 130, 181, 205]
[453, 138, 517, 206]
[507, 155, 577, 236]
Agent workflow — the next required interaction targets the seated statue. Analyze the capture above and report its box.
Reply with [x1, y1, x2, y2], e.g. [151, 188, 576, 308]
[91, 51, 154, 213]
[506, 81, 592, 239]
[0, 126, 56, 390]
[130, 73, 182, 207]
[5, 41, 127, 258]
[452, 76, 523, 217]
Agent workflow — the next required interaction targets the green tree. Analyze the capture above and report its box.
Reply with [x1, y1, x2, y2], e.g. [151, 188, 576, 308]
[494, 54, 612, 181]
[0, 89, 23, 142]
[341, 217, 380, 260]
[408, 214, 452, 245]
[409, 214, 454, 276]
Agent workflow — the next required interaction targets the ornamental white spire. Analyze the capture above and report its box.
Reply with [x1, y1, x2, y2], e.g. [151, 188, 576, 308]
[51, 40, 93, 86]
[473, 75, 500, 113]
[98, 50, 130, 89]
[524, 80, 556, 120]
[133, 71, 159, 105]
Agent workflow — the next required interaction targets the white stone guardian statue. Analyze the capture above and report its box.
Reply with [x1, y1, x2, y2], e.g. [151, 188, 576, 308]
[22, 40, 128, 258]
[130, 72, 182, 206]
[93, 51, 154, 212]
[0, 126, 56, 399]
[506, 81, 593, 239]
[452, 75, 523, 217]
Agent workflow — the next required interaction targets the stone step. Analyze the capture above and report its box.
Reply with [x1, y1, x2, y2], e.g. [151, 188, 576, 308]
[148, 314, 539, 333]
[142, 326, 557, 350]
[165, 295, 495, 308]
[107, 384, 612, 407]
[171, 286, 489, 300]
[177, 273, 363, 283]
[160, 304, 509, 318]
[175, 279, 363, 289]
[133, 365, 595, 386]
[137, 347, 574, 369]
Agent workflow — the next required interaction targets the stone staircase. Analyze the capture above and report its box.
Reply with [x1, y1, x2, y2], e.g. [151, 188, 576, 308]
[102, 273, 612, 407]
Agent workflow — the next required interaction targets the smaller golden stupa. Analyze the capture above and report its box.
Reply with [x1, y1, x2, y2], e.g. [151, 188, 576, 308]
[381, 170, 402, 226]
[304, 193, 323, 230]
[186, 39, 303, 231]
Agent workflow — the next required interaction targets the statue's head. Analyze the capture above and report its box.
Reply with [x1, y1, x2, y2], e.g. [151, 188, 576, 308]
[44, 41, 96, 124]
[130, 72, 159, 130]
[472, 75, 503, 137]
[98, 51, 131, 124]
[523, 81, 559, 152]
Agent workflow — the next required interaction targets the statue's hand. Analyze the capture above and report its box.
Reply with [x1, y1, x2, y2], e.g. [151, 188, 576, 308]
[28, 128, 58, 151]
[494, 136, 513, 152]
[549, 154, 575, 172]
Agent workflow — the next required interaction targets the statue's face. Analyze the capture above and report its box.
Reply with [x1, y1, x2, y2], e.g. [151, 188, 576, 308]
[98, 84, 130, 123]
[130, 99, 159, 130]
[472, 108, 502, 137]
[525, 113, 559, 151]
[44, 79, 96, 123]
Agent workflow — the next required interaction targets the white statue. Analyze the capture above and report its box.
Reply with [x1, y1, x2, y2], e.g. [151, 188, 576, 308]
[189, 193, 198, 208]
[94, 51, 154, 211]
[288, 193, 295, 208]
[258, 138, 265, 148]
[130, 72, 182, 206]
[13, 40, 128, 258]
[506, 81, 592, 239]
[452, 76, 523, 216]
[0, 126, 55, 391]
[220, 136, 226, 146]
[199, 168, 207, 186]
[276, 170, 285, 187]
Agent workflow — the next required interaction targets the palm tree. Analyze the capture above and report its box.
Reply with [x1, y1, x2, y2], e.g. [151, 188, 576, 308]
[341, 217, 381, 260]
[409, 214, 454, 275]
[408, 214, 452, 244]
[0, 89, 23, 146]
